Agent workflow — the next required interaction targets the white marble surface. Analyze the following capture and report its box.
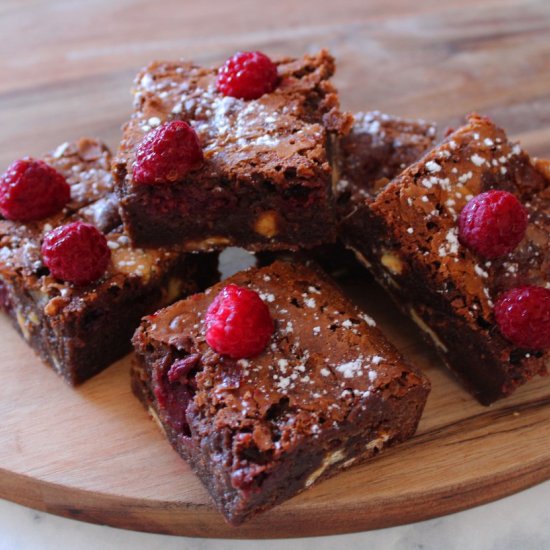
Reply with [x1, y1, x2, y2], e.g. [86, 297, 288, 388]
[2, 480, 550, 550]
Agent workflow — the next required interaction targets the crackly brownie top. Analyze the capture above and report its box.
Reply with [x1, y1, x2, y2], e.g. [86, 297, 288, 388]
[142, 261, 426, 448]
[336, 111, 436, 210]
[370, 114, 550, 327]
[116, 50, 351, 189]
[0, 139, 188, 309]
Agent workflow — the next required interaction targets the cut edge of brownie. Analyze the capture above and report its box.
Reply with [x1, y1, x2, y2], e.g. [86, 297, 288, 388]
[131, 355, 428, 524]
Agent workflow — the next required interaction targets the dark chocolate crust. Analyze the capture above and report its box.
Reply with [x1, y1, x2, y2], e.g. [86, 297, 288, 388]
[131, 260, 430, 524]
[343, 114, 550, 404]
[114, 50, 353, 251]
[0, 138, 218, 384]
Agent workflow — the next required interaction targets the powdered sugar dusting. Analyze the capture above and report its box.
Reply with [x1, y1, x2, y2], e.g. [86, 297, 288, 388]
[470, 153, 486, 166]
[336, 358, 364, 378]
[359, 312, 377, 327]
[426, 160, 441, 173]
[438, 227, 460, 257]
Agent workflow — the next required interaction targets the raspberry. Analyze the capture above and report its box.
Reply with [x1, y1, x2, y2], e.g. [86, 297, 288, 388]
[458, 190, 528, 259]
[0, 159, 70, 221]
[154, 355, 200, 432]
[205, 284, 274, 359]
[41, 221, 111, 285]
[217, 51, 279, 100]
[494, 286, 550, 349]
[167, 354, 200, 384]
[133, 121, 203, 185]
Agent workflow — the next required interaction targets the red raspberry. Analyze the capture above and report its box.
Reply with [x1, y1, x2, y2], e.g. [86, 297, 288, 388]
[133, 121, 203, 185]
[217, 51, 279, 100]
[0, 159, 70, 221]
[458, 190, 528, 259]
[205, 284, 274, 359]
[494, 286, 550, 349]
[41, 221, 111, 285]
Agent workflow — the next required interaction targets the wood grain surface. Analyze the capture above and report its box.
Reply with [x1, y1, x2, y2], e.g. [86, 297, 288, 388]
[1, 0, 550, 539]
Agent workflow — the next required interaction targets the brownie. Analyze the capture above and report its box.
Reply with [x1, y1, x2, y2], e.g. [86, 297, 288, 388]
[335, 111, 437, 216]
[0, 138, 218, 384]
[131, 260, 430, 524]
[114, 50, 352, 251]
[307, 111, 437, 276]
[343, 113, 550, 404]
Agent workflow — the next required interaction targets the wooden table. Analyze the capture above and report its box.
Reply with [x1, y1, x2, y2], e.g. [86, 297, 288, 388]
[1, 0, 550, 539]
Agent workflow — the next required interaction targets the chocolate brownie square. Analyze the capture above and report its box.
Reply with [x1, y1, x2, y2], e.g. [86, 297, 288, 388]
[131, 260, 430, 524]
[114, 50, 352, 251]
[335, 111, 437, 216]
[307, 111, 437, 276]
[0, 138, 218, 384]
[343, 114, 550, 404]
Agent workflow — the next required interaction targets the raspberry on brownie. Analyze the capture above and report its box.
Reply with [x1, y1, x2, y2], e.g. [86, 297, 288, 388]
[0, 138, 218, 384]
[204, 283, 275, 359]
[343, 113, 550, 404]
[457, 190, 528, 259]
[131, 260, 430, 525]
[114, 50, 352, 251]
[216, 51, 279, 100]
[41, 221, 112, 285]
[132, 120, 204, 185]
[0, 158, 70, 221]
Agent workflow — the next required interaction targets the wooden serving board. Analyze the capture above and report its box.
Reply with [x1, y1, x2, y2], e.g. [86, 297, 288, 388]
[2, 269, 550, 539]
[1, 0, 550, 539]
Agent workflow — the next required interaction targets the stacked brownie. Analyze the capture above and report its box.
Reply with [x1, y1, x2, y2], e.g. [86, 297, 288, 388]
[306, 111, 438, 275]
[114, 50, 352, 251]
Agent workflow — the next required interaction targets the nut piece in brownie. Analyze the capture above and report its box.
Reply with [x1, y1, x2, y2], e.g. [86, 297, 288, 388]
[114, 50, 352, 251]
[0, 139, 218, 385]
[343, 113, 550, 404]
[131, 260, 430, 525]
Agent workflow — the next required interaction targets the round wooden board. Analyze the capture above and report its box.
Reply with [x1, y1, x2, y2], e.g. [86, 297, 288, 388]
[2, 0, 550, 540]
[2, 270, 550, 539]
